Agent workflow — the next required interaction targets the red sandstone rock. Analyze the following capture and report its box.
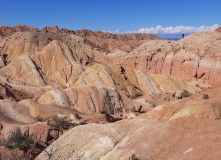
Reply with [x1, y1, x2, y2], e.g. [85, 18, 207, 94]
[0, 25, 39, 38]
[113, 31, 221, 86]
[41, 25, 60, 33]
[215, 26, 221, 32]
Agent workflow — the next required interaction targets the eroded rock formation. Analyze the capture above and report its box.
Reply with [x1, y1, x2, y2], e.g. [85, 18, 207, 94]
[0, 25, 220, 159]
[112, 31, 221, 86]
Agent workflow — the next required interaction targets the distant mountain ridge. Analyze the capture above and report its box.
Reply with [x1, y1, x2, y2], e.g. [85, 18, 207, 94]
[0, 25, 159, 53]
[0, 25, 158, 40]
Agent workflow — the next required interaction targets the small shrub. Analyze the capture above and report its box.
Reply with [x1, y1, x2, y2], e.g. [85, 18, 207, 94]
[129, 153, 140, 160]
[130, 93, 143, 99]
[156, 48, 161, 53]
[1, 129, 38, 150]
[100, 109, 107, 114]
[48, 116, 74, 130]
[35, 116, 43, 122]
[152, 103, 157, 108]
[180, 90, 192, 98]
[149, 102, 157, 108]
[152, 48, 162, 56]
[74, 113, 81, 120]
[203, 94, 209, 100]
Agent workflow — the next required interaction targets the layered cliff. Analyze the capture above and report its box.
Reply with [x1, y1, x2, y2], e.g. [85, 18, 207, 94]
[112, 31, 221, 86]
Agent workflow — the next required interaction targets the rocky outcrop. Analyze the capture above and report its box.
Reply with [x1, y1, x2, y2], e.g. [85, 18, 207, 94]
[113, 31, 221, 86]
[0, 31, 89, 62]
[0, 25, 39, 38]
[0, 54, 45, 88]
[18, 99, 78, 120]
[78, 31, 159, 53]
[0, 99, 35, 123]
[215, 26, 221, 32]
[33, 40, 84, 86]
[0, 32, 200, 115]
[138, 87, 221, 121]
[41, 25, 60, 33]
[63, 85, 139, 115]
[0, 98, 84, 146]
[38, 90, 70, 108]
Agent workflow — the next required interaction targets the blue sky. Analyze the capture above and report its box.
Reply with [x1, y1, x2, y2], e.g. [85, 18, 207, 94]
[0, 0, 220, 37]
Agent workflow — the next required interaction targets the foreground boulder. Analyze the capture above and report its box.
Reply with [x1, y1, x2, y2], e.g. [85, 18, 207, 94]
[36, 116, 221, 160]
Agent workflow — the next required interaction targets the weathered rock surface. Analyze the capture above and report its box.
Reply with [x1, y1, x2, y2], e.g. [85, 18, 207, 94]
[113, 31, 221, 86]
[138, 87, 221, 121]
[63, 85, 140, 115]
[33, 40, 84, 86]
[0, 54, 45, 87]
[0, 99, 35, 123]
[0, 31, 93, 62]
[0, 29, 208, 118]
[36, 116, 221, 160]
[0, 25, 39, 38]
[0, 98, 87, 150]
[0, 30, 200, 116]
[38, 90, 70, 108]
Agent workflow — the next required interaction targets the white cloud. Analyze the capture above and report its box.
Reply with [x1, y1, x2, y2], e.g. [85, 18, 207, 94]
[102, 29, 120, 34]
[124, 24, 219, 34]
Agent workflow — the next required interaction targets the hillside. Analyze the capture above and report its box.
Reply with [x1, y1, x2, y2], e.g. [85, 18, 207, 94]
[0, 25, 159, 53]
[0, 25, 221, 159]
[111, 31, 221, 86]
